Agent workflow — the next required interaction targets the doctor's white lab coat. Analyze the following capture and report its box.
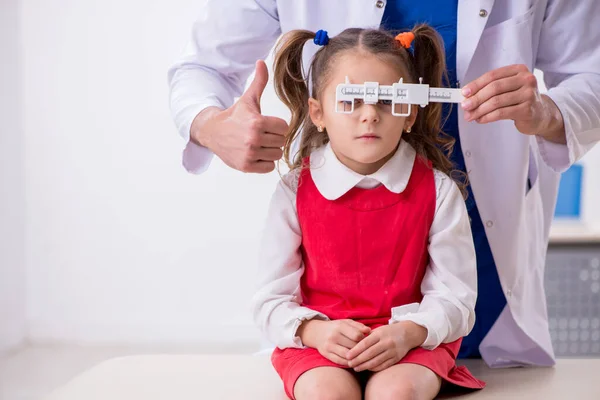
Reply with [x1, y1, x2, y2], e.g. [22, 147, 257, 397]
[168, 0, 600, 367]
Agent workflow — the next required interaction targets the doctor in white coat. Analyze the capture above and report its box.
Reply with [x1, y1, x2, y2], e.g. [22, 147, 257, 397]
[168, 0, 600, 367]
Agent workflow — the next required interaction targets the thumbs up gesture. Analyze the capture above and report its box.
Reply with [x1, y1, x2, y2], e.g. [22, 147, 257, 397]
[190, 60, 289, 173]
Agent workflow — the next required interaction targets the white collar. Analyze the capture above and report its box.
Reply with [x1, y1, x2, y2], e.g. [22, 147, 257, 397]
[310, 140, 417, 200]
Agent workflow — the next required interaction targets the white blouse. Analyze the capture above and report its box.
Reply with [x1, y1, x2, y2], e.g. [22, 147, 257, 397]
[251, 140, 477, 351]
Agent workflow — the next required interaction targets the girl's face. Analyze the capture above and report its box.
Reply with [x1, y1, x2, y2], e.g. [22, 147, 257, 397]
[309, 51, 417, 175]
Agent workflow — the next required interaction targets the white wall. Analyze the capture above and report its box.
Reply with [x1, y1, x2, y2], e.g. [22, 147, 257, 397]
[0, 0, 26, 353]
[21, 0, 286, 347]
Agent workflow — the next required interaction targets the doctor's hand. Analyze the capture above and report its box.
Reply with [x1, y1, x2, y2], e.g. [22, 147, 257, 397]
[461, 64, 566, 144]
[297, 319, 371, 366]
[346, 321, 427, 372]
[189, 60, 288, 173]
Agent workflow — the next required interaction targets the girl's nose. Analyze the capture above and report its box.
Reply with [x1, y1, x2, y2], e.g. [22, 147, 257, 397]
[361, 104, 380, 124]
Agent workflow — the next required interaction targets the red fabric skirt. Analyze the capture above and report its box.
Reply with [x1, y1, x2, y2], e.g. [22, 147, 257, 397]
[272, 339, 485, 400]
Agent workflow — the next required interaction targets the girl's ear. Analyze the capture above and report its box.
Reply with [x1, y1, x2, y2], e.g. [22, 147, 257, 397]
[308, 98, 325, 128]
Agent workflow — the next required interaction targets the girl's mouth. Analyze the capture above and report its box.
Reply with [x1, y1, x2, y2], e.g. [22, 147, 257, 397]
[357, 133, 380, 140]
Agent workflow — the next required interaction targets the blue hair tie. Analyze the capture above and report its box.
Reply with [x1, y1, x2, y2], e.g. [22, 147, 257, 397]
[314, 30, 329, 46]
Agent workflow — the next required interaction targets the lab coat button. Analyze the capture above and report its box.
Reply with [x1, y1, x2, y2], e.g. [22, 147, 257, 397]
[479, 9, 488, 17]
[465, 150, 472, 158]
[506, 289, 512, 297]
[486, 220, 494, 228]
[376, 1, 385, 9]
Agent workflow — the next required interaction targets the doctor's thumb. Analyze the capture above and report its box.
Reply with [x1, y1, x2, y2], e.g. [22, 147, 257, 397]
[242, 60, 269, 113]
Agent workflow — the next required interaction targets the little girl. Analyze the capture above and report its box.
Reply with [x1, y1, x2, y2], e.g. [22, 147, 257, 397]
[252, 25, 485, 400]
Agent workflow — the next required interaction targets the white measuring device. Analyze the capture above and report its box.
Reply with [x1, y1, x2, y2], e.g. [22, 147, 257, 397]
[335, 76, 464, 117]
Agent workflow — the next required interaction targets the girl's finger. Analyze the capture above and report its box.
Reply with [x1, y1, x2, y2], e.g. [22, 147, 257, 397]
[354, 350, 392, 372]
[348, 341, 385, 369]
[325, 347, 351, 366]
[339, 323, 368, 343]
[346, 333, 379, 360]
[337, 335, 359, 350]
[343, 319, 372, 334]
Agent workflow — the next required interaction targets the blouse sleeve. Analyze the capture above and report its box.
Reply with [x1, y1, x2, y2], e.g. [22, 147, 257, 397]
[251, 171, 329, 348]
[390, 170, 477, 350]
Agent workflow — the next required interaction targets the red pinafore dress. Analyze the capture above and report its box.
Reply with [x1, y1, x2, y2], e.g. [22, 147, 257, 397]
[271, 156, 485, 399]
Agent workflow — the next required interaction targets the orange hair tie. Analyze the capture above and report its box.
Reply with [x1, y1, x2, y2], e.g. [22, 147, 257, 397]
[395, 32, 415, 49]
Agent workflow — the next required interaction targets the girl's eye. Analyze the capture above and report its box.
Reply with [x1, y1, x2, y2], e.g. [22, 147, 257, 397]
[379, 99, 392, 106]
[338, 100, 355, 112]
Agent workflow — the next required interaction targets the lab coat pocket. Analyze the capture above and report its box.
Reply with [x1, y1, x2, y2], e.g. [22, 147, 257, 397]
[483, 1, 540, 36]
[477, 1, 540, 70]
